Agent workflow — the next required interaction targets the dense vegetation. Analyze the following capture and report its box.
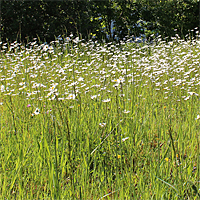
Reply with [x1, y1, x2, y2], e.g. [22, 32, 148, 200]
[0, 32, 200, 199]
[0, 0, 200, 199]
[1, 0, 199, 43]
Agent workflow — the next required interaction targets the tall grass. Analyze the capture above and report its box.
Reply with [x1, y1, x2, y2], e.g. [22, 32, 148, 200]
[0, 32, 200, 199]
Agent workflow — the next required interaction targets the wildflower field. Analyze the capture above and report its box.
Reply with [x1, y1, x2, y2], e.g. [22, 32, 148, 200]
[0, 33, 200, 199]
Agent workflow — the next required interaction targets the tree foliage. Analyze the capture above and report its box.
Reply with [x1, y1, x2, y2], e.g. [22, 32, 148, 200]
[1, 0, 199, 43]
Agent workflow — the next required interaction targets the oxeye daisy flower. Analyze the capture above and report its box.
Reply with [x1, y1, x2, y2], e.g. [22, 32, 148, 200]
[1, 85, 5, 92]
[31, 108, 40, 117]
[195, 115, 200, 120]
[49, 83, 58, 92]
[123, 110, 130, 114]
[184, 96, 190, 101]
[34, 108, 40, 115]
[99, 123, 106, 128]
[78, 77, 84, 82]
[102, 98, 111, 103]
[91, 95, 97, 99]
[66, 94, 76, 100]
[65, 37, 71, 42]
[122, 137, 129, 142]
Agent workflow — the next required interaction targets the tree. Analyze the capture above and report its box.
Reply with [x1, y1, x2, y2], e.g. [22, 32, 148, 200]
[1, 0, 199, 44]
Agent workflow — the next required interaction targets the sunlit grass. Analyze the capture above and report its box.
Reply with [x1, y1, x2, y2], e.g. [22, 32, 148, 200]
[0, 33, 200, 199]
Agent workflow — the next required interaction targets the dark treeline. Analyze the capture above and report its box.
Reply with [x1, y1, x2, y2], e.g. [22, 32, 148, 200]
[1, 0, 199, 44]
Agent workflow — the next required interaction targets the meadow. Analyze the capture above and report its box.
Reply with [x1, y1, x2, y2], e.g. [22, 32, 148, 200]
[0, 32, 200, 199]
